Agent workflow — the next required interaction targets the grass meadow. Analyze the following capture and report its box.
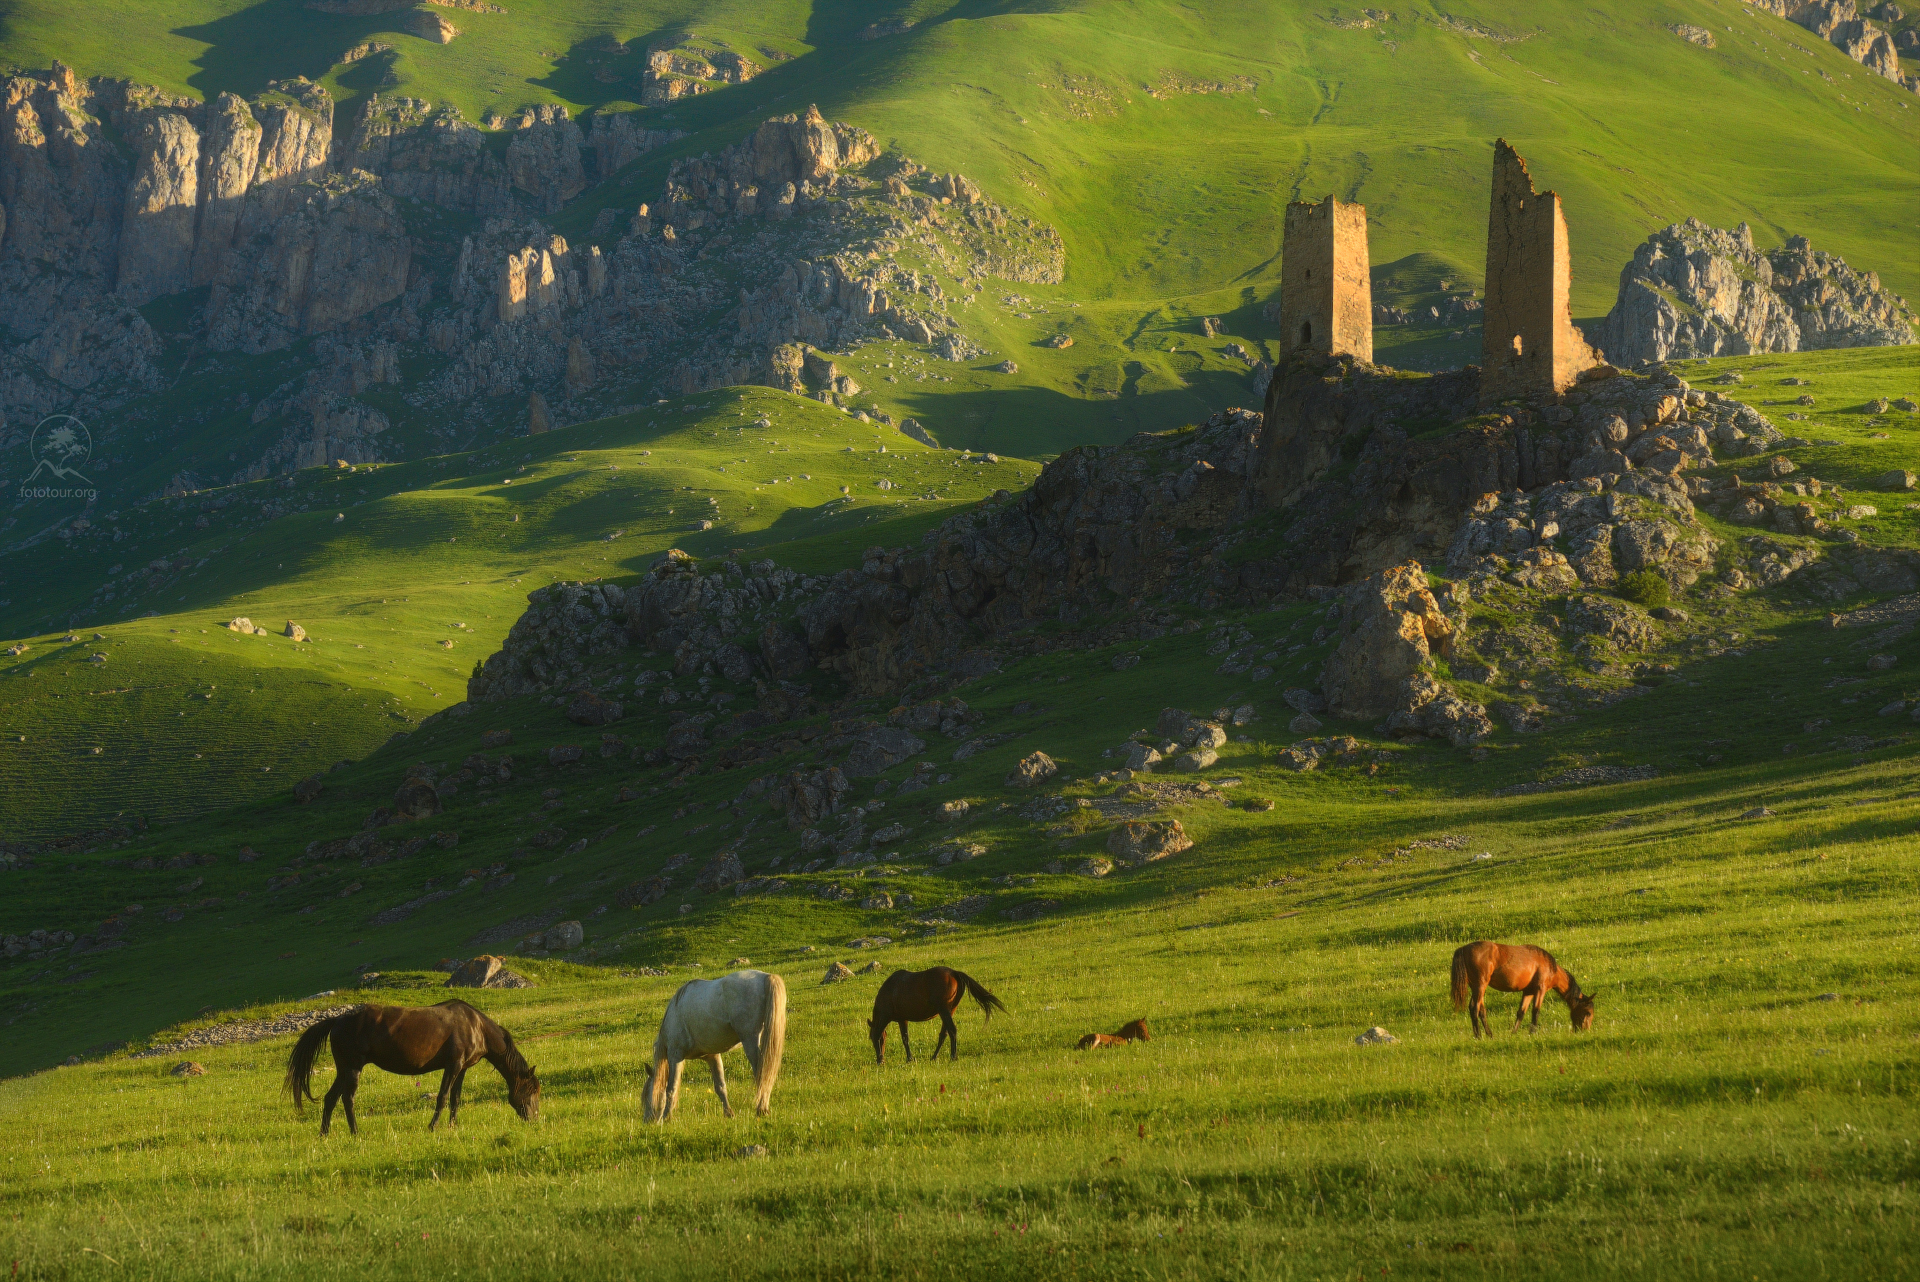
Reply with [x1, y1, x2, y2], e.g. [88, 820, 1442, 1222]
[2, 776, 1916, 1280]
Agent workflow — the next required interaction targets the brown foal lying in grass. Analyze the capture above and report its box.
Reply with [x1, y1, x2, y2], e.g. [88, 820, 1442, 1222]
[1076, 1018, 1151, 1050]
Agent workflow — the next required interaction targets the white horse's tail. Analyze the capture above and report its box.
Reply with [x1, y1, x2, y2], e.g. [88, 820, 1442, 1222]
[753, 972, 786, 1117]
[643, 990, 679, 1123]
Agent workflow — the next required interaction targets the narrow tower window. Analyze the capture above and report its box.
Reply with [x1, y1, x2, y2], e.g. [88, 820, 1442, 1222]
[1301, 321, 1313, 345]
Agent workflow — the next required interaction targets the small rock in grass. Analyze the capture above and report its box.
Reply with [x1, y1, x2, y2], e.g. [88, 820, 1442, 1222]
[1815, 993, 1840, 1002]
[1288, 712, 1323, 734]
[735, 1144, 769, 1160]
[1173, 748, 1218, 772]
[1740, 807, 1774, 819]
[1866, 654, 1897, 671]
[1353, 1027, 1398, 1046]
[172, 1061, 206, 1077]
[821, 961, 854, 985]
[1006, 751, 1057, 788]
[1107, 819, 1192, 866]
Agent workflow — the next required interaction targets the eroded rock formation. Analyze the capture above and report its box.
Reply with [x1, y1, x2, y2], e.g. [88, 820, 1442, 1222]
[1590, 219, 1914, 364]
[1749, 1, 1914, 91]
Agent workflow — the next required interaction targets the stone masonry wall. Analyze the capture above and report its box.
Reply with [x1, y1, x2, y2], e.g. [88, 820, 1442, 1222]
[1277, 196, 1372, 364]
[1479, 140, 1597, 406]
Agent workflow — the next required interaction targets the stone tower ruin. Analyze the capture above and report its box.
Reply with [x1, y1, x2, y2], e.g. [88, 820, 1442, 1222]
[1277, 196, 1372, 364]
[1479, 140, 1597, 406]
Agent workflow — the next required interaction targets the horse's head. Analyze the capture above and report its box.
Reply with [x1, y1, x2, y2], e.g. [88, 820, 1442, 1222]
[1120, 1019, 1151, 1042]
[510, 1065, 541, 1119]
[1568, 992, 1596, 1032]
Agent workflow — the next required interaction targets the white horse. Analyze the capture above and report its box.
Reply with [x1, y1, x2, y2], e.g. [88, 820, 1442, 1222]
[643, 969, 787, 1122]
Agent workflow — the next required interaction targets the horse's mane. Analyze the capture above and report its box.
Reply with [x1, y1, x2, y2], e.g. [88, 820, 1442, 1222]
[499, 1028, 533, 1075]
[470, 1006, 532, 1076]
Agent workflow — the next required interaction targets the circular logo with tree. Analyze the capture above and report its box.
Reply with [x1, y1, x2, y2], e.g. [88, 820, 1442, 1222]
[27, 414, 92, 484]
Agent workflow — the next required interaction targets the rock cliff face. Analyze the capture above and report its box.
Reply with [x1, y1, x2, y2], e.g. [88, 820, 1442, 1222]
[2, 78, 1058, 487]
[0, 64, 675, 450]
[1591, 219, 1914, 364]
[421, 104, 1062, 417]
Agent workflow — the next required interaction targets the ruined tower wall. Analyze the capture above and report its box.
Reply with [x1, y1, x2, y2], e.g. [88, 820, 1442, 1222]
[1479, 140, 1596, 406]
[1278, 196, 1372, 364]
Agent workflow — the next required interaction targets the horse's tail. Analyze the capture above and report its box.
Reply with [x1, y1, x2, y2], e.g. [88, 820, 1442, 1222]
[955, 970, 1008, 1023]
[282, 1012, 349, 1111]
[642, 1000, 672, 1123]
[753, 972, 786, 1116]
[1450, 947, 1473, 1012]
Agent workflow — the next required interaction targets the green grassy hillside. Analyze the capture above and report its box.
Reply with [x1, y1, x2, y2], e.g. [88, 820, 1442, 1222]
[0, 388, 1038, 834]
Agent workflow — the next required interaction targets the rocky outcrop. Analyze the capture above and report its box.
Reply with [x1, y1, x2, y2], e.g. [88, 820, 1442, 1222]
[343, 96, 511, 214]
[1319, 562, 1453, 720]
[203, 171, 412, 351]
[503, 105, 585, 214]
[191, 93, 263, 286]
[117, 110, 202, 305]
[469, 360, 1727, 708]
[0, 63, 659, 443]
[1591, 219, 1914, 364]
[1748, 1, 1914, 91]
[642, 46, 762, 105]
[585, 113, 683, 180]
[423, 104, 1060, 420]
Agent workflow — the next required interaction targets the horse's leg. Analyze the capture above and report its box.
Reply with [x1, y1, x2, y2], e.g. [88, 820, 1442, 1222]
[321, 1075, 344, 1135]
[705, 1055, 734, 1119]
[448, 1067, 469, 1127]
[899, 1021, 914, 1064]
[339, 1067, 362, 1136]
[1518, 980, 1544, 1033]
[931, 1019, 948, 1061]
[429, 1067, 454, 1130]
[1470, 981, 1487, 1039]
[737, 1033, 768, 1117]
[665, 1057, 684, 1120]
[943, 1011, 960, 1062]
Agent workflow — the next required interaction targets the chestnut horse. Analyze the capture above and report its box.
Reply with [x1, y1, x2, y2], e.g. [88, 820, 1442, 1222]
[869, 966, 1006, 1063]
[1077, 1018, 1151, 1050]
[1451, 941, 1595, 1038]
[283, 1001, 540, 1134]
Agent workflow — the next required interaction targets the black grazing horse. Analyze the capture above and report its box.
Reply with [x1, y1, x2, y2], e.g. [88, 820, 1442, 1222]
[283, 1000, 540, 1134]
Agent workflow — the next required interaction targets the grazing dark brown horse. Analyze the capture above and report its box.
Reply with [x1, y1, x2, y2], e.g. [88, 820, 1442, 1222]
[869, 966, 1006, 1063]
[1451, 941, 1595, 1038]
[283, 1001, 540, 1134]
[1077, 1018, 1151, 1050]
